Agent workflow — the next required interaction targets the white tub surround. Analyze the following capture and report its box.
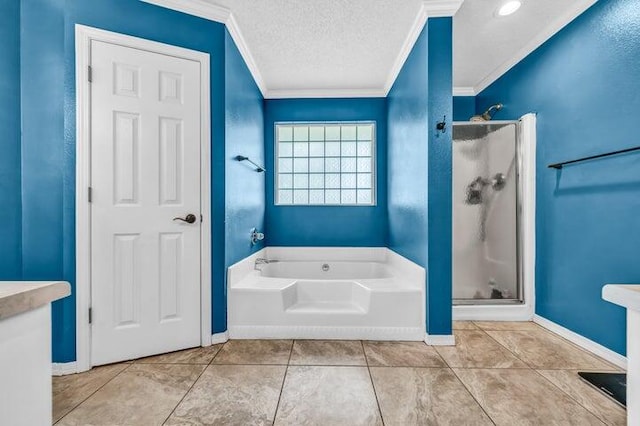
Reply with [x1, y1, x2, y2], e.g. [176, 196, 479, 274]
[228, 248, 425, 340]
[603, 284, 639, 425]
[0, 281, 71, 426]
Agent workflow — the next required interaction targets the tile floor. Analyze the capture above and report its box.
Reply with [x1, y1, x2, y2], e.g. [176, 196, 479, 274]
[53, 321, 626, 425]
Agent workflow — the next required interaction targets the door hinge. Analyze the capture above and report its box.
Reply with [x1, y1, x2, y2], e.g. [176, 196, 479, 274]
[88, 187, 92, 203]
[88, 307, 93, 324]
[88, 65, 93, 83]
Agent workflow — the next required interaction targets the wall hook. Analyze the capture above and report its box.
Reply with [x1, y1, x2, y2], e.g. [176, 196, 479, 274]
[436, 115, 447, 134]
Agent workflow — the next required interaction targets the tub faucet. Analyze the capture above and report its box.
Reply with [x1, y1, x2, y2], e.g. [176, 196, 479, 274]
[255, 258, 278, 270]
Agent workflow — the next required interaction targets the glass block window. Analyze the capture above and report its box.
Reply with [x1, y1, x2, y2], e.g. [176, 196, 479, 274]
[275, 122, 376, 206]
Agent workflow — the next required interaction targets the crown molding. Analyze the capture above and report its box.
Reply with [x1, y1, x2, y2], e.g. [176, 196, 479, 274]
[225, 14, 267, 95]
[265, 88, 387, 100]
[472, 0, 597, 94]
[383, 0, 464, 95]
[453, 86, 476, 96]
[140, 0, 267, 96]
[424, 0, 465, 18]
[140, 0, 230, 22]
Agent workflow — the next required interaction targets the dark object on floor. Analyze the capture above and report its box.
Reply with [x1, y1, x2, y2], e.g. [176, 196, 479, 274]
[578, 372, 626, 408]
[490, 288, 504, 299]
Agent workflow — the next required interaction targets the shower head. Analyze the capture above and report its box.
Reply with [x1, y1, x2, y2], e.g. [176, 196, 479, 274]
[470, 103, 503, 121]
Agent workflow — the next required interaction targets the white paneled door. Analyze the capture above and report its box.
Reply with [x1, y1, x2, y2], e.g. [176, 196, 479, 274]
[90, 40, 202, 366]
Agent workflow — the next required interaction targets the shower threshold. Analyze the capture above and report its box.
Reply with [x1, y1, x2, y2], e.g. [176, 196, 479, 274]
[454, 298, 524, 306]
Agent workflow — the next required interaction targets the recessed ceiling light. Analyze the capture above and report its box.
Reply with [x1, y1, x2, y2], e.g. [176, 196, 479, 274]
[497, 0, 522, 16]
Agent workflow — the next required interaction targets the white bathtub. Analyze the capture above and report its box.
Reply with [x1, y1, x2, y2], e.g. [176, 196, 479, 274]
[227, 248, 425, 340]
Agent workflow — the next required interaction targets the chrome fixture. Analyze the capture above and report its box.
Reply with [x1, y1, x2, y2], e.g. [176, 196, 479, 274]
[250, 228, 265, 246]
[255, 258, 279, 270]
[321, 263, 330, 272]
[465, 173, 507, 205]
[470, 103, 503, 122]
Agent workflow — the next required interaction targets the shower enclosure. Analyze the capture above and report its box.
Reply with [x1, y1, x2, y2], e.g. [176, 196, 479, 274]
[452, 121, 523, 306]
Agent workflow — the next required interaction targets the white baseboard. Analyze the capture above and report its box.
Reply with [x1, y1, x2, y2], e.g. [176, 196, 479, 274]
[424, 334, 456, 346]
[211, 331, 229, 345]
[52, 362, 78, 376]
[229, 325, 424, 341]
[533, 315, 627, 370]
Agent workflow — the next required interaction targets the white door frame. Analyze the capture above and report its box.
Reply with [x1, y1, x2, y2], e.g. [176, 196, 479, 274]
[75, 24, 212, 372]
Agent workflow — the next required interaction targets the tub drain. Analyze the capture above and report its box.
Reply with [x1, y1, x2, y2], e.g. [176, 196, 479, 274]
[322, 263, 330, 272]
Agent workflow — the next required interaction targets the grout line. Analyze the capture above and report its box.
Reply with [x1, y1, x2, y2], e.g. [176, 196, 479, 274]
[532, 324, 623, 371]
[482, 327, 619, 371]
[271, 339, 294, 426]
[208, 341, 226, 365]
[448, 367, 498, 426]
[437, 332, 503, 426]
[530, 369, 610, 426]
[209, 362, 290, 366]
[161, 364, 209, 425]
[362, 340, 386, 426]
[54, 362, 133, 425]
[476, 328, 536, 369]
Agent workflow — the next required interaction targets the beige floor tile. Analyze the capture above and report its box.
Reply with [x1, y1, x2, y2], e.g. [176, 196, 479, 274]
[213, 340, 293, 365]
[135, 344, 223, 365]
[434, 330, 527, 368]
[363, 341, 446, 367]
[370, 367, 492, 426]
[166, 365, 286, 426]
[53, 363, 129, 423]
[473, 321, 540, 331]
[455, 368, 605, 425]
[289, 340, 366, 365]
[486, 329, 617, 370]
[537, 369, 626, 426]
[56, 364, 204, 426]
[274, 366, 382, 425]
[453, 321, 478, 330]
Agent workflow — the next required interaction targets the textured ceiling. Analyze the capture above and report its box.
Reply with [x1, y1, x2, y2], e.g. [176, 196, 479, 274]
[202, 0, 597, 96]
[453, 0, 597, 93]
[212, 0, 424, 95]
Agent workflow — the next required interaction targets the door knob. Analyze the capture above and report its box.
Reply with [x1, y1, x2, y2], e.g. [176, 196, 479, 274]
[173, 214, 197, 224]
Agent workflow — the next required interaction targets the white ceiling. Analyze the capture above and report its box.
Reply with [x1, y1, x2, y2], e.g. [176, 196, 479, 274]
[453, 0, 597, 94]
[146, 0, 598, 97]
[213, 0, 424, 97]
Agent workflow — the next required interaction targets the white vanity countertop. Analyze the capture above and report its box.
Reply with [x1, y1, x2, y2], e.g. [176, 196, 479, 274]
[603, 284, 640, 312]
[0, 281, 71, 320]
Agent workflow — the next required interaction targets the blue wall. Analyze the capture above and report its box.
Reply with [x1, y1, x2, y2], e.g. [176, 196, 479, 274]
[20, 0, 227, 362]
[388, 26, 429, 266]
[21, 0, 68, 360]
[426, 18, 454, 336]
[387, 19, 454, 336]
[223, 30, 265, 330]
[453, 96, 475, 122]
[477, 0, 640, 355]
[265, 98, 388, 247]
[0, 0, 22, 281]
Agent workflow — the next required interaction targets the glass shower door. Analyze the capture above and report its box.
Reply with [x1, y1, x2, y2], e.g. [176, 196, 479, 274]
[452, 122, 521, 304]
